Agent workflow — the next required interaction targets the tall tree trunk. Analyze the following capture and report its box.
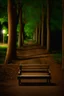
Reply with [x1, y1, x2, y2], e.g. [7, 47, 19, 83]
[41, 10, 44, 47]
[4, 0, 17, 64]
[18, 7, 23, 47]
[37, 24, 41, 45]
[47, 0, 50, 51]
[62, 0, 64, 69]
[36, 26, 39, 44]
[37, 27, 39, 44]
[38, 23, 41, 45]
[35, 27, 38, 43]
[33, 31, 36, 41]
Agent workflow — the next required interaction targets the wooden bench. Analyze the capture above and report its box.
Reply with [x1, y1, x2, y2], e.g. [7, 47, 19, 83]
[17, 64, 51, 85]
[18, 64, 50, 73]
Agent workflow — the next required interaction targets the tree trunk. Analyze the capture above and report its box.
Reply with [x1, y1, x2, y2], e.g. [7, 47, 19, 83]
[18, 7, 24, 47]
[38, 24, 41, 45]
[33, 31, 36, 41]
[47, 0, 50, 51]
[37, 27, 39, 44]
[35, 27, 38, 43]
[4, 0, 17, 64]
[62, 0, 64, 69]
[41, 10, 44, 47]
[37, 24, 41, 45]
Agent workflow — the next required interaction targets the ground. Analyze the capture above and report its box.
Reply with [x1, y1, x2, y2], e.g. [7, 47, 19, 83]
[0, 44, 64, 96]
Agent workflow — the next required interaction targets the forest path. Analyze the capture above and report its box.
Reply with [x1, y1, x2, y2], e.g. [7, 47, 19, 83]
[0, 45, 63, 96]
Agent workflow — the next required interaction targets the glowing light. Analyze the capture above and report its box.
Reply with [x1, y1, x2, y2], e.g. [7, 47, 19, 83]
[2, 30, 6, 34]
[7, 34, 9, 36]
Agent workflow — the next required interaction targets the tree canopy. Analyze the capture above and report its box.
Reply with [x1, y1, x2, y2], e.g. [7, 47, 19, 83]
[0, 0, 62, 37]
[50, 0, 62, 31]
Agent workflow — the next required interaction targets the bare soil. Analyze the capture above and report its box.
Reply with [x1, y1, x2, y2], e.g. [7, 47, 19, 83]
[0, 45, 64, 96]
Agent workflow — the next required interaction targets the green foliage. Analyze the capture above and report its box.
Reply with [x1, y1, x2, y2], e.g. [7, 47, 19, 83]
[24, 22, 34, 38]
[52, 52, 62, 64]
[0, 45, 7, 64]
[0, 0, 62, 37]
[17, 23, 20, 33]
[0, 0, 7, 24]
[50, 0, 62, 31]
[22, 4, 42, 23]
[0, 0, 7, 6]
[0, 46, 7, 51]
[0, 17, 8, 24]
[22, 2, 43, 38]
[0, 0, 7, 18]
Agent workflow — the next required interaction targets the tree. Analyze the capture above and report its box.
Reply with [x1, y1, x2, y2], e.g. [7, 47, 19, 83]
[4, 0, 44, 64]
[4, 0, 18, 64]
[47, 0, 50, 51]
[62, 0, 64, 69]
[18, 6, 24, 47]
[41, 9, 44, 47]
[0, 0, 7, 23]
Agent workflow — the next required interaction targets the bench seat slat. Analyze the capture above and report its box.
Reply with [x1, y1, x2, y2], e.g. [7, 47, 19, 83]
[21, 69, 49, 71]
[17, 75, 51, 79]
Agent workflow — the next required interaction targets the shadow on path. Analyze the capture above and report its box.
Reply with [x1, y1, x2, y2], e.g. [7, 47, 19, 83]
[17, 54, 49, 60]
[19, 82, 56, 86]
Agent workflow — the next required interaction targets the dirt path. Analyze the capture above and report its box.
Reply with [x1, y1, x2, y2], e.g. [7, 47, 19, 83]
[0, 45, 63, 96]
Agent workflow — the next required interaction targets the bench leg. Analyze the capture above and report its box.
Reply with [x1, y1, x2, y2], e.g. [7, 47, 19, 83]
[47, 79, 48, 83]
[47, 79, 51, 83]
[18, 79, 21, 86]
[48, 79, 51, 83]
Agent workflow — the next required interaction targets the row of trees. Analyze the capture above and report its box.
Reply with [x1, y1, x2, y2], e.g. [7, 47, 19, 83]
[0, 0, 62, 44]
[0, 0, 45, 44]
[0, 0, 63, 69]
[4, 0, 46, 64]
